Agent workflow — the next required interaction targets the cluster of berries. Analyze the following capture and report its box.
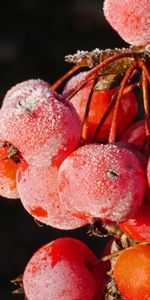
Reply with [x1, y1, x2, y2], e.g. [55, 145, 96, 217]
[1, 0, 150, 299]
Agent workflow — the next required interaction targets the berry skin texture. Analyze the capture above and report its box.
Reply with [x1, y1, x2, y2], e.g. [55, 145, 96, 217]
[119, 202, 150, 242]
[103, 0, 150, 46]
[0, 140, 20, 199]
[64, 73, 138, 142]
[23, 237, 102, 300]
[17, 161, 87, 230]
[0, 79, 82, 167]
[119, 120, 146, 151]
[2, 79, 50, 109]
[58, 143, 146, 223]
[146, 156, 150, 190]
[113, 245, 150, 300]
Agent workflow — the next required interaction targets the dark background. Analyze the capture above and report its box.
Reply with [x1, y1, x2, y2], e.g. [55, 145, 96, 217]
[0, 1, 127, 299]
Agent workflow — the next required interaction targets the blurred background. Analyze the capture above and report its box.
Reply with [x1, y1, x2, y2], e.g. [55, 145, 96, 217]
[0, 0, 127, 299]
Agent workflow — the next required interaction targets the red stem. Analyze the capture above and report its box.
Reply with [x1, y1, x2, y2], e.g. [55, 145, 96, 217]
[93, 82, 140, 141]
[142, 70, 150, 152]
[82, 77, 97, 140]
[138, 59, 150, 83]
[108, 61, 138, 144]
[93, 89, 119, 141]
[51, 65, 81, 91]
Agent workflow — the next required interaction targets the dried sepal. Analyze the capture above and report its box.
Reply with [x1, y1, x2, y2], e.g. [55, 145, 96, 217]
[94, 74, 120, 91]
[88, 219, 123, 238]
[11, 274, 24, 295]
[104, 276, 124, 300]
[65, 45, 149, 77]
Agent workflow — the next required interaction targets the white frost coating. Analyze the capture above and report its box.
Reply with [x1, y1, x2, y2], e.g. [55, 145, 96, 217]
[2, 79, 51, 108]
[103, 0, 150, 45]
[23, 238, 98, 300]
[58, 143, 146, 223]
[17, 164, 87, 229]
[0, 79, 82, 167]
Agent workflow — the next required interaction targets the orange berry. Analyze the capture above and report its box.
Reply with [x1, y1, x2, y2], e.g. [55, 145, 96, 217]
[114, 245, 150, 300]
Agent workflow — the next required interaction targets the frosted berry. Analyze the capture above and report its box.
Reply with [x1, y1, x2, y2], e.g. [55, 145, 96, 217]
[58, 143, 146, 223]
[23, 237, 103, 300]
[0, 79, 82, 167]
[103, 0, 150, 46]
[17, 161, 87, 230]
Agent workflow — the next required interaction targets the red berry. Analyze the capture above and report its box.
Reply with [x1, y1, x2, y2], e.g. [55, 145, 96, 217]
[119, 120, 146, 151]
[17, 161, 87, 229]
[58, 143, 146, 223]
[120, 201, 150, 242]
[103, 0, 150, 46]
[146, 156, 150, 191]
[0, 79, 82, 167]
[113, 245, 150, 299]
[63, 71, 90, 95]
[64, 73, 138, 142]
[23, 237, 103, 300]
[116, 141, 148, 171]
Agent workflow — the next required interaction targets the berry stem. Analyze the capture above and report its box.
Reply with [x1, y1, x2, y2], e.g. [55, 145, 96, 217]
[123, 81, 140, 93]
[108, 61, 138, 144]
[50, 65, 81, 91]
[64, 52, 139, 100]
[128, 68, 139, 81]
[82, 76, 97, 140]
[138, 59, 150, 83]
[93, 89, 119, 141]
[93, 82, 139, 141]
[141, 70, 150, 152]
